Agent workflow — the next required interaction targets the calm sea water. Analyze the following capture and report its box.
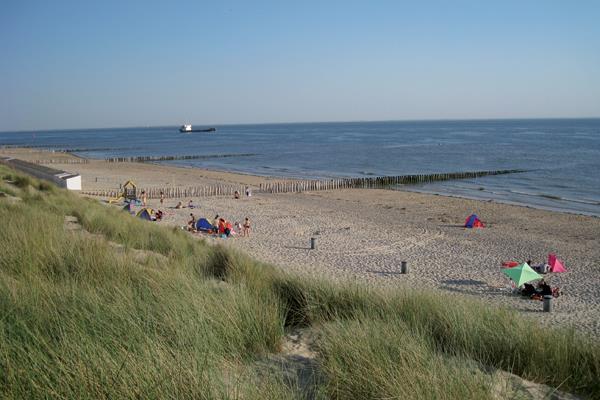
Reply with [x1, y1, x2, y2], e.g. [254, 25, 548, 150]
[1, 119, 599, 216]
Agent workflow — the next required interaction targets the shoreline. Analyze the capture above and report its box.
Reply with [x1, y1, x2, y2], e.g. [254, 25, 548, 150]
[401, 187, 600, 219]
[2, 147, 600, 338]
[3, 146, 599, 218]
[168, 164, 600, 218]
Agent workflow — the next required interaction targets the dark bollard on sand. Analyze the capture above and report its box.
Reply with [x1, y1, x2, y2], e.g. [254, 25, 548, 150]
[543, 295, 552, 312]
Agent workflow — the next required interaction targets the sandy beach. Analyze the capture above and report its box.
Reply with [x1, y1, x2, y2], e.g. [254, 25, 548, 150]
[3, 148, 600, 338]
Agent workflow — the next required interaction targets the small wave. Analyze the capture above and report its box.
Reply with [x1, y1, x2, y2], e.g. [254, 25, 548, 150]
[539, 194, 563, 200]
[507, 189, 564, 201]
[559, 197, 600, 206]
[507, 189, 532, 196]
[507, 190, 600, 205]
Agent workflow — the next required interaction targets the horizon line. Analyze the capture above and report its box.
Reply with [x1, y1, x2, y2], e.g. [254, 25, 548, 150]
[2, 115, 600, 134]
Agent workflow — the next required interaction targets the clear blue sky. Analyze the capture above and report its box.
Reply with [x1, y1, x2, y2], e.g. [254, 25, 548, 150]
[1, 0, 599, 131]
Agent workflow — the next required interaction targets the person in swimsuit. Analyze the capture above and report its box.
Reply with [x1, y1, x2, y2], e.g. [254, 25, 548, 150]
[187, 213, 197, 232]
[243, 217, 251, 237]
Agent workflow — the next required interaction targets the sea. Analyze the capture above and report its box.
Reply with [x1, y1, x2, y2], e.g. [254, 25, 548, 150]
[1, 119, 599, 216]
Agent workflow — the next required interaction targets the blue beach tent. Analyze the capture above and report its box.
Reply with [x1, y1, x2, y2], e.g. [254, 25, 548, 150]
[464, 214, 484, 228]
[196, 218, 213, 232]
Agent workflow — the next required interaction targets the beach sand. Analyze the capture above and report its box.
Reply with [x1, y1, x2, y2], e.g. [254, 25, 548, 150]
[4, 148, 600, 338]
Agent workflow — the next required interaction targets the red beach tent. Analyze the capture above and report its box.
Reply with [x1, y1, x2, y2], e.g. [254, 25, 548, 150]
[548, 253, 567, 273]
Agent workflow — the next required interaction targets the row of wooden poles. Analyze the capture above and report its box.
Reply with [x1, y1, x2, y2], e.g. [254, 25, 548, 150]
[81, 169, 526, 200]
[82, 184, 248, 200]
[33, 159, 90, 164]
[259, 169, 526, 193]
[105, 153, 257, 163]
[0, 145, 116, 152]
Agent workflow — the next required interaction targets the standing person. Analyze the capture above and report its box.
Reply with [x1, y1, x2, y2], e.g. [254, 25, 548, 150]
[243, 217, 251, 237]
[141, 191, 147, 207]
[187, 213, 197, 232]
[245, 186, 251, 197]
[212, 215, 220, 233]
[160, 191, 164, 206]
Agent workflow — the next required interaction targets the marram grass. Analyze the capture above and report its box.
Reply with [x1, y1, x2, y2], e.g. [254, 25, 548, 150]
[1, 165, 599, 399]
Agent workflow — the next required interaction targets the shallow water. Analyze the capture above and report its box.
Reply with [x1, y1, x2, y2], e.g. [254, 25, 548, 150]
[1, 119, 599, 216]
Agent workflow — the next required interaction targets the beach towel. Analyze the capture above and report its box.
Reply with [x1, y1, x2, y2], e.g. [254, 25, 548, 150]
[502, 261, 519, 268]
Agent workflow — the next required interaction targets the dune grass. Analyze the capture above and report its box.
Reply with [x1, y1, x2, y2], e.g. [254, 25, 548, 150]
[1, 165, 599, 399]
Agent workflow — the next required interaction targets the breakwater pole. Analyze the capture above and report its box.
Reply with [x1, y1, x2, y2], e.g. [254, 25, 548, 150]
[81, 184, 248, 200]
[258, 169, 526, 194]
[105, 153, 258, 163]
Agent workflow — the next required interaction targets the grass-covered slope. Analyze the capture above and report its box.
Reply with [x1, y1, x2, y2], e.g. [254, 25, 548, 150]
[1, 166, 599, 399]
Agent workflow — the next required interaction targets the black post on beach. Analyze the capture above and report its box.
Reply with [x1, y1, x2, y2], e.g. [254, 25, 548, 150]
[543, 295, 552, 312]
[401, 261, 408, 274]
[310, 237, 317, 250]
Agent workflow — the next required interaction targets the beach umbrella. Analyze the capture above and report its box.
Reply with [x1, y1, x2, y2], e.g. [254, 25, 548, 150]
[502, 262, 542, 287]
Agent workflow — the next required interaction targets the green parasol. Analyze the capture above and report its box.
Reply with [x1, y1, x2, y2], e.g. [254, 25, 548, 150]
[502, 262, 542, 287]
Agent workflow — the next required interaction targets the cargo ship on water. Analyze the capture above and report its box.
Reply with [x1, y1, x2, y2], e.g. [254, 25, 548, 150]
[179, 124, 216, 133]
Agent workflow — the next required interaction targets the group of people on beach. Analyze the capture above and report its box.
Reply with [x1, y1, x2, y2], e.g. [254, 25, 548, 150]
[186, 213, 251, 237]
[175, 199, 195, 209]
[211, 215, 251, 237]
[234, 187, 252, 199]
[521, 279, 554, 298]
[129, 187, 255, 238]
[511, 259, 561, 299]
